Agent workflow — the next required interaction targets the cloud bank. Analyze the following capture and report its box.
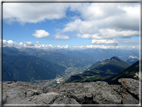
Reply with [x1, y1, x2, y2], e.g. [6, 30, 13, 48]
[53, 35, 70, 40]
[62, 3, 139, 40]
[91, 39, 139, 46]
[3, 3, 69, 24]
[1, 40, 139, 50]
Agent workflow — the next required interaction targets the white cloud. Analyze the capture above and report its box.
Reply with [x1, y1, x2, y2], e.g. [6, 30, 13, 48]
[35, 41, 41, 46]
[53, 35, 70, 40]
[91, 39, 139, 47]
[2, 40, 70, 49]
[70, 3, 125, 21]
[2, 40, 7, 44]
[77, 34, 100, 39]
[73, 45, 139, 50]
[62, 19, 98, 34]
[62, 19, 139, 39]
[32, 30, 49, 38]
[19, 41, 34, 47]
[76, 28, 139, 40]
[3, 40, 18, 47]
[3, 3, 69, 24]
[70, 3, 139, 30]
[98, 29, 139, 39]
[57, 45, 69, 48]
[91, 39, 118, 44]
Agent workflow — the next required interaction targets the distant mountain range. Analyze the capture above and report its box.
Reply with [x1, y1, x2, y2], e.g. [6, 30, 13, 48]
[2, 47, 95, 82]
[65, 56, 130, 83]
[3, 47, 96, 68]
[3, 46, 139, 83]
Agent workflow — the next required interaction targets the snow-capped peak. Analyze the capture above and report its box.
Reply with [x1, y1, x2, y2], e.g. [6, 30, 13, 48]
[129, 55, 138, 59]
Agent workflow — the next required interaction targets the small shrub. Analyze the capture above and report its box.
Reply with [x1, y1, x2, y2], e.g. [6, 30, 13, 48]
[13, 80, 17, 82]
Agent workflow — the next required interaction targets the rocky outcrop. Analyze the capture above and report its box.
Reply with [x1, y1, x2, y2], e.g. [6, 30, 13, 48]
[2, 78, 140, 106]
[118, 78, 139, 99]
[118, 78, 140, 104]
[53, 81, 122, 104]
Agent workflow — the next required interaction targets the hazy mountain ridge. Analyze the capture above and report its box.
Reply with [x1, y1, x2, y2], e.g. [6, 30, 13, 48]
[79, 48, 139, 61]
[3, 47, 96, 68]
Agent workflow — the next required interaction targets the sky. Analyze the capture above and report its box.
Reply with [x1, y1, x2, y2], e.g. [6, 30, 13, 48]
[2, 2, 140, 50]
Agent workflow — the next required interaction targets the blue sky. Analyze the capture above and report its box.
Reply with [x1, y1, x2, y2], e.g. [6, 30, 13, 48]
[3, 3, 140, 49]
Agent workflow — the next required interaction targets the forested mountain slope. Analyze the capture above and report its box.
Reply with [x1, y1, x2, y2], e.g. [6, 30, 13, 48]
[65, 56, 130, 83]
[3, 53, 66, 82]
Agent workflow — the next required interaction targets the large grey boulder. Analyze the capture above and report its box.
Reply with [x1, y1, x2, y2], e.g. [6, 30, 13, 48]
[121, 91, 139, 104]
[2, 81, 44, 104]
[54, 81, 122, 104]
[3, 87, 27, 104]
[118, 78, 139, 99]
[20, 92, 59, 104]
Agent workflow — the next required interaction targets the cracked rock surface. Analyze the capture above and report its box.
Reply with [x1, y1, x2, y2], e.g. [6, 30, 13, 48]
[2, 78, 140, 105]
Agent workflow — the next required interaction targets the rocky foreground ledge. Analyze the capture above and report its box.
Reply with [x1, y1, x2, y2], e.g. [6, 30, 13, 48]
[2, 78, 141, 106]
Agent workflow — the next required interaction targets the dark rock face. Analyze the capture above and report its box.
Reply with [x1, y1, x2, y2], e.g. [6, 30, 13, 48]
[2, 78, 140, 105]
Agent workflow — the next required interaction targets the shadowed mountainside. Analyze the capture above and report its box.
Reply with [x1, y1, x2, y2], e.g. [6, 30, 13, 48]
[104, 61, 140, 84]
